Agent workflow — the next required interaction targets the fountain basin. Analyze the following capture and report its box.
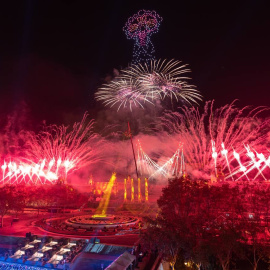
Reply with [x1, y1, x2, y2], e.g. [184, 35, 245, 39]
[65, 214, 139, 228]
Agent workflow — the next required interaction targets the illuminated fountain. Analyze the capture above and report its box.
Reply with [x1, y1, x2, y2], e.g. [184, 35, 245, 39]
[91, 172, 116, 220]
[122, 176, 148, 202]
[65, 173, 139, 229]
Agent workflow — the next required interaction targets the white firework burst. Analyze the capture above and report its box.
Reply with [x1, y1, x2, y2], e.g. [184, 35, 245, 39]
[122, 59, 202, 105]
[95, 79, 153, 111]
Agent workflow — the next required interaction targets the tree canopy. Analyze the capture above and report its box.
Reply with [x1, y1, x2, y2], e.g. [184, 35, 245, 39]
[143, 178, 270, 270]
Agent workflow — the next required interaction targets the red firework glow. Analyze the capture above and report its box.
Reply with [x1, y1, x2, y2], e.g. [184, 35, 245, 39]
[137, 140, 270, 182]
[134, 101, 270, 181]
[0, 114, 103, 184]
[1, 101, 269, 184]
[1, 159, 67, 184]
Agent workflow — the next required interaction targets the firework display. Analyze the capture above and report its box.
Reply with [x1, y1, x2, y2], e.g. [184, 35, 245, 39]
[137, 139, 270, 182]
[160, 101, 270, 172]
[95, 79, 153, 111]
[123, 9, 162, 64]
[1, 159, 64, 184]
[26, 114, 102, 171]
[1, 84, 269, 185]
[2, 12, 270, 270]
[0, 11, 269, 187]
[133, 101, 270, 181]
[95, 59, 202, 111]
[122, 59, 202, 105]
[0, 114, 103, 184]
[137, 141, 185, 180]
[97, 12, 204, 111]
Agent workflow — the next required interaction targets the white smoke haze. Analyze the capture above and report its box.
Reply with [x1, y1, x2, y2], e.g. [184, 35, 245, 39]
[65, 131, 182, 186]
[87, 134, 178, 181]
[190, 167, 212, 180]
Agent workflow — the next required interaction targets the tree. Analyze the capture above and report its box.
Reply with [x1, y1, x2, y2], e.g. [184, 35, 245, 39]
[46, 183, 88, 211]
[0, 185, 26, 227]
[143, 217, 183, 270]
[240, 185, 270, 270]
[207, 225, 243, 270]
[28, 185, 50, 216]
[143, 177, 255, 269]
[143, 177, 211, 269]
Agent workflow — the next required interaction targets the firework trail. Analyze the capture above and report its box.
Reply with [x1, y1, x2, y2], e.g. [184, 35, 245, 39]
[148, 147, 184, 180]
[0, 160, 58, 184]
[122, 59, 202, 105]
[158, 100, 270, 177]
[211, 140, 218, 176]
[95, 79, 153, 111]
[254, 152, 270, 179]
[137, 140, 185, 180]
[137, 140, 160, 176]
[232, 149, 249, 180]
[221, 142, 233, 180]
[13, 114, 104, 183]
[95, 59, 202, 111]
[243, 145, 266, 180]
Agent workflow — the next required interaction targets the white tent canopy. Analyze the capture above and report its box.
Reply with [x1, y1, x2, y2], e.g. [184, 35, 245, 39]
[105, 251, 136, 270]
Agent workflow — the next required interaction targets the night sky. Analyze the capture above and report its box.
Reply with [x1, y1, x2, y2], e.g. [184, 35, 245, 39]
[0, 0, 269, 126]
